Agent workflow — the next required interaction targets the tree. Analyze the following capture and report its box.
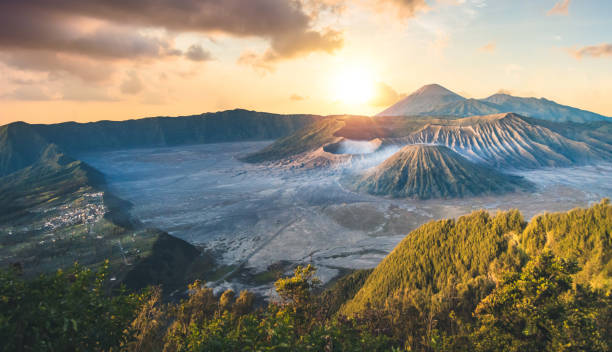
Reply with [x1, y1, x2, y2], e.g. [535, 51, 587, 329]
[275, 264, 320, 306]
[218, 289, 235, 312]
[232, 290, 254, 315]
[0, 261, 141, 351]
[471, 252, 609, 352]
[126, 286, 167, 352]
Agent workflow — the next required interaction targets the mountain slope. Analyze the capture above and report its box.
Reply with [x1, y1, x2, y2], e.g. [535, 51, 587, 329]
[377, 84, 609, 123]
[341, 209, 526, 315]
[0, 109, 316, 177]
[0, 122, 53, 177]
[520, 199, 612, 289]
[353, 144, 530, 199]
[241, 112, 612, 169]
[0, 143, 214, 294]
[401, 113, 609, 169]
[341, 200, 612, 316]
[483, 93, 608, 123]
[242, 118, 345, 163]
[426, 98, 503, 117]
[0, 144, 104, 221]
[377, 84, 465, 117]
[34, 109, 316, 154]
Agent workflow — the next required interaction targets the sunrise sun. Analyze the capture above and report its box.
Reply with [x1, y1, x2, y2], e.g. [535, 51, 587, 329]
[332, 66, 375, 105]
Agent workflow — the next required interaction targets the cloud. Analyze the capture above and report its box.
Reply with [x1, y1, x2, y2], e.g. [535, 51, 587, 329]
[480, 42, 496, 53]
[547, 0, 571, 16]
[1, 77, 116, 102]
[0, 9, 178, 61]
[370, 82, 405, 107]
[376, 0, 429, 19]
[290, 94, 306, 101]
[120, 71, 144, 95]
[569, 43, 612, 59]
[1, 86, 55, 101]
[185, 45, 212, 62]
[237, 51, 276, 74]
[0, 0, 342, 64]
[0, 51, 115, 82]
[239, 27, 342, 68]
[60, 85, 116, 102]
[264, 29, 343, 61]
[496, 89, 513, 95]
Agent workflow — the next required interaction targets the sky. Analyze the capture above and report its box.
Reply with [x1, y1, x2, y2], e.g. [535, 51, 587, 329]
[0, 0, 611, 125]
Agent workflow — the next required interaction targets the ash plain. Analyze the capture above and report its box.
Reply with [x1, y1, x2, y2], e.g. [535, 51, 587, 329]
[81, 141, 612, 296]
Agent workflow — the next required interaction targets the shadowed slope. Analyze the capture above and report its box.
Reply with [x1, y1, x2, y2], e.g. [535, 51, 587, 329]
[483, 93, 609, 123]
[354, 144, 530, 199]
[241, 118, 345, 163]
[0, 109, 316, 177]
[0, 144, 104, 220]
[0, 122, 52, 177]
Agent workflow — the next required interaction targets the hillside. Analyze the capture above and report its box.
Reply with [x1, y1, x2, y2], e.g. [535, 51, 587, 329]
[35, 109, 316, 154]
[353, 144, 530, 199]
[377, 84, 610, 123]
[427, 98, 504, 117]
[0, 143, 214, 294]
[520, 199, 612, 289]
[242, 118, 345, 163]
[341, 200, 612, 316]
[242, 115, 418, 163]
[241, 111, 612, 170]
[483, 93, 608, 123]
[341, 209, 526, 315]
[0, 144, 104, 221]
[0, 122, 53, 177]
[0, 109, 316, 177]
[401, 113, 609, 169]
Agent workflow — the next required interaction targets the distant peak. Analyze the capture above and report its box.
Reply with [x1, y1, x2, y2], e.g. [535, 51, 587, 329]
[421, 83, 445, 89]
[416, 83, 452, 93]
[488, 93, 511, 98]
[410, 84, 464, 99]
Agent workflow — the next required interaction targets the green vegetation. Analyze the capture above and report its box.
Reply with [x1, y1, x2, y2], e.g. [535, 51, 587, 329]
[0, 142, 214, 295]
[1, 201, 610, 351]
[470, 252, 610, 352]
[0, 144, 103, 220]
[342, 208, 526, 315]
[520, 199, 612, 289]
[319, 269, 374, 317]
[0, 261, 141, 351]
[338, 200, 611, 350]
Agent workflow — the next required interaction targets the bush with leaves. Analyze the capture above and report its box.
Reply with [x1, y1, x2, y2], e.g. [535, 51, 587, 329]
[0, 261, 142, 351]
[471, 252, 610, 352]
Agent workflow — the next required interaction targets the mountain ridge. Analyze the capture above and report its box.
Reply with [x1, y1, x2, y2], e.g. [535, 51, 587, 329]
[0, 109, 318, 177]
[398, 113, 610, 169]
[377, 84, 610, 123]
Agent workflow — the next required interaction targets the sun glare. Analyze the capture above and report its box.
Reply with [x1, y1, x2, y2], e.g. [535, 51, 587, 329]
[332, 66, 375, 106]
